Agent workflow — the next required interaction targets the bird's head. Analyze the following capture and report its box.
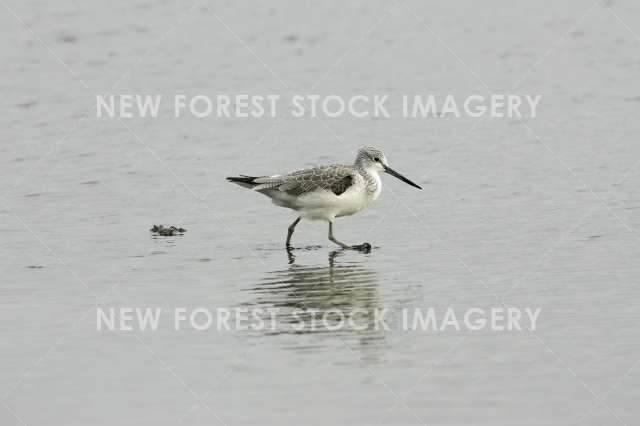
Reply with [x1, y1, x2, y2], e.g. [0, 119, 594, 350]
[355, 146, 422, 189]
[355, 146, 388, 171]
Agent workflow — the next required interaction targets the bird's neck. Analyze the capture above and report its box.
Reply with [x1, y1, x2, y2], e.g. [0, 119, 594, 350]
[356, 166, 381, 195]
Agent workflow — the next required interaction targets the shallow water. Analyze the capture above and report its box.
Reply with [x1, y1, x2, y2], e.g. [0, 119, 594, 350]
[2, 1, 640, 425]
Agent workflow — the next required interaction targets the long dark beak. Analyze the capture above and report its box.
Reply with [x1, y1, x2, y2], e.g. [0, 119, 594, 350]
[384, 165, 422, 189]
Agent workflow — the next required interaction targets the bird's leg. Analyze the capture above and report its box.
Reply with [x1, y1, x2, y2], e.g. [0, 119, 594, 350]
[286, 216, 302, 248]
[328, 221, 372, 251]
[328, 221, 351, 249]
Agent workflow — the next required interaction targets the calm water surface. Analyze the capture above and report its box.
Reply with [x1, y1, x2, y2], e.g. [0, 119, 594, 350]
[1, 1, 639, 425]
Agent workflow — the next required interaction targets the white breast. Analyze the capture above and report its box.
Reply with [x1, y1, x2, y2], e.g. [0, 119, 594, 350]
[369, 172, 382, 201]
[333, 171, 382, 218]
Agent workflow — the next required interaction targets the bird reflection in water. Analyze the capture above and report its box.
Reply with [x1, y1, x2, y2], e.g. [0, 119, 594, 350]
[248, 248, 387, 357]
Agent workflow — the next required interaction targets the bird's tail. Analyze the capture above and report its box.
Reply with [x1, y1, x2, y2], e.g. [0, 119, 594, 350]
[226, 175, 259, 189]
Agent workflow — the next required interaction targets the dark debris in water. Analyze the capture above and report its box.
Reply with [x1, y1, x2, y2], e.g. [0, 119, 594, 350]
[150, 224, 186, 236]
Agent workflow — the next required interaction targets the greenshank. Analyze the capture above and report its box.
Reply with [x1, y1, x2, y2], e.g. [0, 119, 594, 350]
[227, 146, 422, 249]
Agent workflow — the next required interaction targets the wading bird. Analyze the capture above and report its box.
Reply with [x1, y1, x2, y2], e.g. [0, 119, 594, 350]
[227, 146, 422, 249]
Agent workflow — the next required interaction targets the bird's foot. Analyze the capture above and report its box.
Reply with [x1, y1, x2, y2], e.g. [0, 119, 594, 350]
[351, 242, 372, 252]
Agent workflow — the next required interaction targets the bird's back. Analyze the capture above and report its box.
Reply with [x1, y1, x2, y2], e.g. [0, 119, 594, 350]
[227, 164, 357, 196]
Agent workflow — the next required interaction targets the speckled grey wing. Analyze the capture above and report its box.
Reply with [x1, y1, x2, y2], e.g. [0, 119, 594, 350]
[253, 165, 356, 196]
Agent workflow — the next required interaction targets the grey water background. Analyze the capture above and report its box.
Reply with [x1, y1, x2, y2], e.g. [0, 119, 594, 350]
[1, 0, 640, 425]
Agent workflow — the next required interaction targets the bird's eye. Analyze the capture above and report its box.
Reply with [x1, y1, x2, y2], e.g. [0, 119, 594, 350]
[373, 157, 380, 162]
